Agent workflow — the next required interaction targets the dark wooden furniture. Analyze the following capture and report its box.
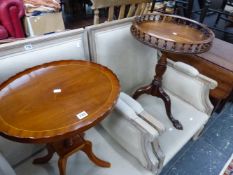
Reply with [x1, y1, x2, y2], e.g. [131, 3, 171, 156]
[167, 38, 233, 112]
[131, 13, 214, 130]
[0, 60, 120, 175]
[174, 0, 194, 18]
[212, 1, 233, 37]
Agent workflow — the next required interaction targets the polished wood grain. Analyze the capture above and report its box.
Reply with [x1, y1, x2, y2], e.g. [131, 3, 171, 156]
[199, 39, 233, 72]
[137, 22, 207, 43]
[0, 60, 120, 143]
[0, 60, 120, 175]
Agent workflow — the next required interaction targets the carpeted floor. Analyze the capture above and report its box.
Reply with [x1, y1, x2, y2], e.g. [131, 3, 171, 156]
[160, 102, 233, 175]
[219, 154, 233, 175]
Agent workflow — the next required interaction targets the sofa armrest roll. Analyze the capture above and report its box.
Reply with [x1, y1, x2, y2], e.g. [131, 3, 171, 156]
[163, 60, 218, 115]
[101, 98, 164, 173]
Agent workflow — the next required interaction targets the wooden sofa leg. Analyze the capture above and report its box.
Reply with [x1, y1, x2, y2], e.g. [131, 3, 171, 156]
[192, 125, 204, 141]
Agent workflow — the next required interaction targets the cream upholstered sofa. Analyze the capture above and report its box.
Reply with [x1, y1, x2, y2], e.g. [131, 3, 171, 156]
[0, 18, 217, 174]
[0, 28, 158, 175]
[86, 18, 217, 173]
[0, 29, 88, 175]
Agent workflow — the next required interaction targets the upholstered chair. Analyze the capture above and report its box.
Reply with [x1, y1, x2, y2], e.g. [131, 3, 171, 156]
[0, 20, 217, 175]
[86, 18, 217, 174]
[12, 93, 161, 175]
[0, 29, 160, 175]
[0, 29, 89, 173]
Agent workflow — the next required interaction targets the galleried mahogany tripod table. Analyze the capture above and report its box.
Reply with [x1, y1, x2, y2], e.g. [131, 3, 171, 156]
[131, 13, 214, 130]
[0, 60, 120, 175]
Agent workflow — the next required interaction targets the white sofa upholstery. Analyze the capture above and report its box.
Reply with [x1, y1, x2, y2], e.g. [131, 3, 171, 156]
[0, 29, 89, 84]
[14, 96, 157, 175]
[86, 18, 217, 172]
[0, 27, 158, 175]
[0, 153, 16, 175]
[0, 18, 217, 175]
[87, 18, 156, 94]
[0, 29, 89, 167]
[102, 93, 163, 173]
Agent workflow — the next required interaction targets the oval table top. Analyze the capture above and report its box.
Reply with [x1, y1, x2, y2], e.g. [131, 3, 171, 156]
[0, 60, 120, 143]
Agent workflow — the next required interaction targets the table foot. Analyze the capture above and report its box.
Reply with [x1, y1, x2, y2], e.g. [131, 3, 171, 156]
[58, 156, 68, 175]
[33, 144, 55, 164]
[156, 86, 183, 130]
[81, 140, 111, 167]
[171, 118, 183, 130]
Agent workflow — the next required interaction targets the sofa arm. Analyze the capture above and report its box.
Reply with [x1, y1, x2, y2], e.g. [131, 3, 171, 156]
[0, 153, 16, 175]
[163, 60, 218, 115]
[101, 98, 164, 173]
[119, 92, 166, 134]
[0, 25, 8, 39]
[0, 0, 25, 38]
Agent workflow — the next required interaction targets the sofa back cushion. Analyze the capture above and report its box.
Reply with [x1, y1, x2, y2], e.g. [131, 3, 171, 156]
[87, 18, 157, 94]
[0, 29, 89, 83]
[86, 18, 215, 114]
[0, 29, 89, 166]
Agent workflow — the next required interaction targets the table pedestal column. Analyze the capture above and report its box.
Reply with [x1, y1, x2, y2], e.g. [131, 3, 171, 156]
[33, 134, 110, 175]
[133, 52, 183, 130]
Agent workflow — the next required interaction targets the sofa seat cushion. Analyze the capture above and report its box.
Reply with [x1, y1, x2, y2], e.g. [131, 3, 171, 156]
[0, 138, 43, 166]
[137, 91, 209, 165]
[0, 153, 16, 175]
[15, 126, 154, 175]
[0, 25, 8, 39]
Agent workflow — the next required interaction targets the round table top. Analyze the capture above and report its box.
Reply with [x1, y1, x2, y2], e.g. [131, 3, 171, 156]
[0, 60, 120, 143]
[136, 21, 206, 44]
[131, 14, 215, 54]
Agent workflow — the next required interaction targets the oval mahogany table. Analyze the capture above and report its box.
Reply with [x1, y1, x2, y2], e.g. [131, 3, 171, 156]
[0, 60, 120, 175]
